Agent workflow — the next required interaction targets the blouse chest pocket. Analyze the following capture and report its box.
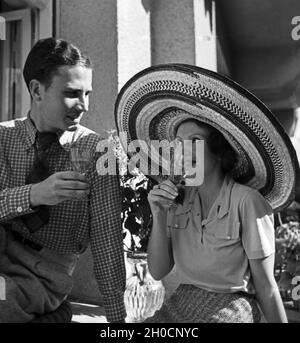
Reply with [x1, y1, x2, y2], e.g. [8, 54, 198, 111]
[167, 211, 190, 230]
[205, 218, 241, 242]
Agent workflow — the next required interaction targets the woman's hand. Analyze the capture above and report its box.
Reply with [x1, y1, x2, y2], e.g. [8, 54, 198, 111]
[148, 179, 179, 213]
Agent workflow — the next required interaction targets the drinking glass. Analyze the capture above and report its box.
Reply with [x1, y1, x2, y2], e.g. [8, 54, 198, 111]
[70, 146, 94, 174]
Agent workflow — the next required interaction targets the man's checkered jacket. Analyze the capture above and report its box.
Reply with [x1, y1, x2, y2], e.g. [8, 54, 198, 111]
[0, 117, 126, 322]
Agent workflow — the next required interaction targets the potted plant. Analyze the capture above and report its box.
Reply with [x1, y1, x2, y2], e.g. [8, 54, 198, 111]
[275, 204, 300, 310]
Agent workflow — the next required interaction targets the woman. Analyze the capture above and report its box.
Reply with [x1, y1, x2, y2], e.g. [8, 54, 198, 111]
[115, 63, 299, 323]
[146, 119, 287, 323]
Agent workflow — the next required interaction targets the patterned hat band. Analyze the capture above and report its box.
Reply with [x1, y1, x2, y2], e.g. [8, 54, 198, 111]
[115, 64, 299, 212]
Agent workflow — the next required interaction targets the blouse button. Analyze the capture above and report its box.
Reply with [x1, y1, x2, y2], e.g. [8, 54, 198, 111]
[17, 206, 23, 213]
[226, 236, 231, 240]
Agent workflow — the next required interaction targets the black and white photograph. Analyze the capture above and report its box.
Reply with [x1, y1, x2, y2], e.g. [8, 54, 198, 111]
[0, 0, 300, 333]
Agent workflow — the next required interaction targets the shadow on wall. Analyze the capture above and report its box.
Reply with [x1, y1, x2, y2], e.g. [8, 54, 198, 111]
[141, 0, 151, 13]
[273, 108, 298, 137]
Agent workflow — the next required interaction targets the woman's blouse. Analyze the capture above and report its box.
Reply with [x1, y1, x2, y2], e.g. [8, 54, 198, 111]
[166, 174, 275, 293]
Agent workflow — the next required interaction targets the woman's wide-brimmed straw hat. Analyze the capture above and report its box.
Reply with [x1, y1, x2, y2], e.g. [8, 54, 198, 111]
[115, 64, 299, 212]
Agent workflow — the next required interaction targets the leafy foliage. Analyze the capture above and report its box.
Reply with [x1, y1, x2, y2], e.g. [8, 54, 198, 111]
[107, 129, 156, 253]
[275, 221, 300, 263]
[275, 204, 300, 300]
[275, 204, 300, 268]
[121, 173, 156, 253]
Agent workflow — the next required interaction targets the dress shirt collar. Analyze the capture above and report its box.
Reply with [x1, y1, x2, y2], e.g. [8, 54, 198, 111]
[191, 173, 235, 226]
[215, 174, 235, 219]
[21, 115, 79, 152]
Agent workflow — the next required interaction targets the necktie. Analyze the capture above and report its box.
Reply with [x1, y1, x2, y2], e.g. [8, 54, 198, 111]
[27, 132, 58, 183]
[21, 132, 58, 233]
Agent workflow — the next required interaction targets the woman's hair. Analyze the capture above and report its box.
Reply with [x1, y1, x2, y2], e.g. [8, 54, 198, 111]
[23, 37, 92, 92]
[176, 118, 238, 174]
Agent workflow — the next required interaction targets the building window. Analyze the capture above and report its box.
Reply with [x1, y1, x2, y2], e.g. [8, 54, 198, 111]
[0, 0, 53, 121]
[0, 9, 31, 120]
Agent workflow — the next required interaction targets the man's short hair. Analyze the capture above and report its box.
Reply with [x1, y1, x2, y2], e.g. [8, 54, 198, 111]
[23, 37, 92, 91]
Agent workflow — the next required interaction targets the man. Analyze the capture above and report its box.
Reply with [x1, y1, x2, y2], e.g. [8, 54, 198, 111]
[0, 38, 126, 323]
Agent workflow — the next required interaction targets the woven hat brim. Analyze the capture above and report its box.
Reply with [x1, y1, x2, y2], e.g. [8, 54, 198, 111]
[115, 64, 300, 212]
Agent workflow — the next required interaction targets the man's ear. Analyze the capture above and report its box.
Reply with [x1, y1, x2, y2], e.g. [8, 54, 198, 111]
[29, 79, 43, 102]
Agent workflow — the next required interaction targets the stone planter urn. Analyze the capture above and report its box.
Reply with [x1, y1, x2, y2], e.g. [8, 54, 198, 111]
[124, 252, 165, 323]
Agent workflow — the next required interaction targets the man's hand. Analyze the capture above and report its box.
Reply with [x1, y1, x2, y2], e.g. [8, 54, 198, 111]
[30, 171, 90, 207]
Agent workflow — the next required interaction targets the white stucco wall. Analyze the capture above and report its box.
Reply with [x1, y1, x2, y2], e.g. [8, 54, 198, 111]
[151, 0, 196, 65]
[59, 0, 118, 134]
